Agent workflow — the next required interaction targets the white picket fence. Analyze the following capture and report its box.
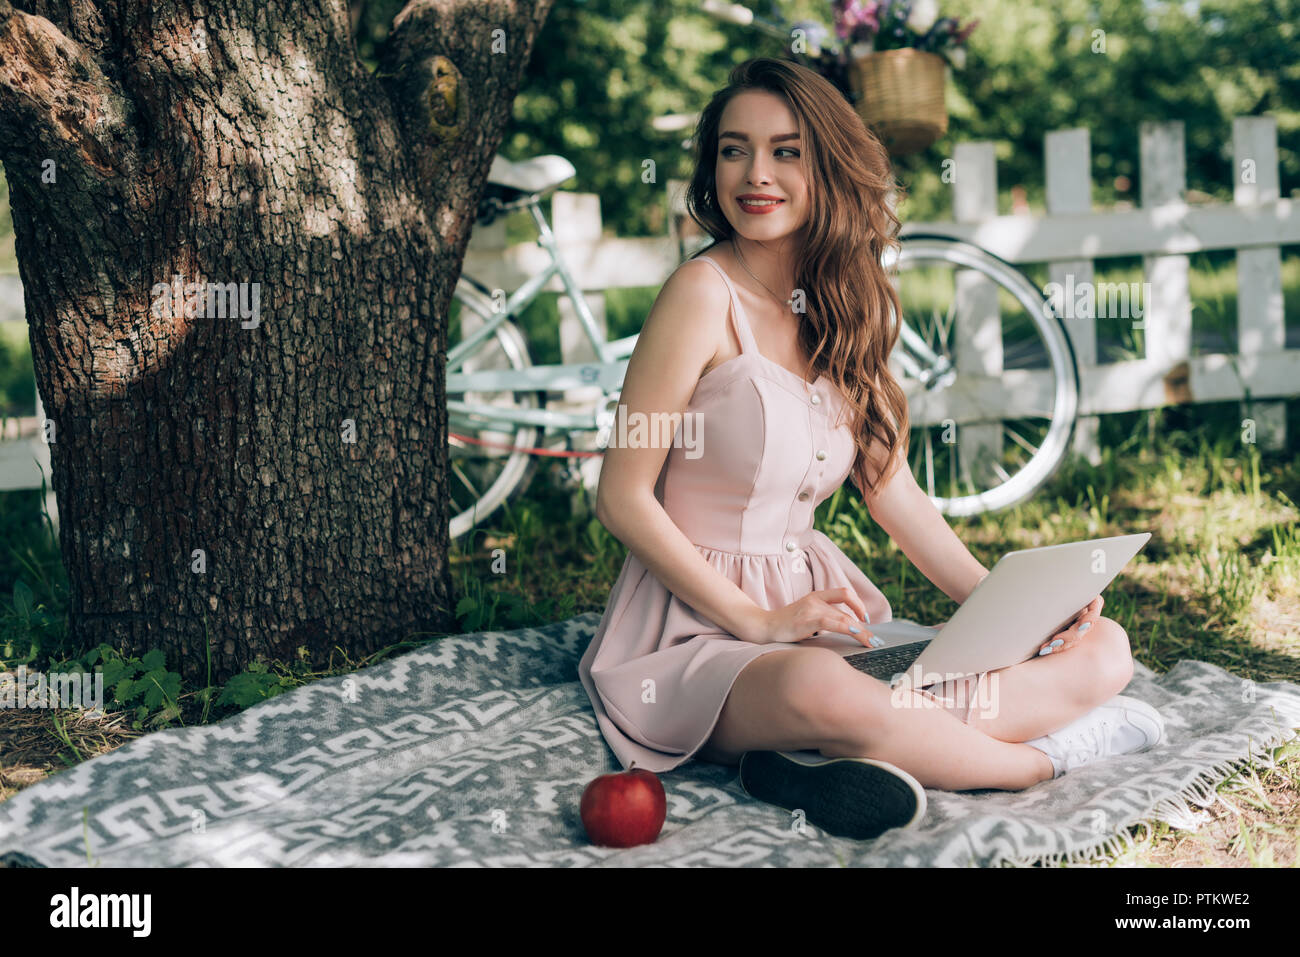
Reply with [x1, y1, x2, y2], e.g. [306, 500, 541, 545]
[936, 115, 1297, 463]
[1, 113, 1295, 519]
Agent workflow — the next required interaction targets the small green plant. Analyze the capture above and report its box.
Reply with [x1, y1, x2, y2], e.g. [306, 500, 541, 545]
[1268, 517, 1300, 568]
[454, 574, 503, 632]
[2, 578, 59, 668]
[50, 710, 84, 766]
[1194, 544, 1260, 622]
[1084, 484, 1110, 530]
[213, 660, 296, 710]
[1245, 443, 1263, 505]
[64, 644, 184, 731]
[454, 585, 576, 632]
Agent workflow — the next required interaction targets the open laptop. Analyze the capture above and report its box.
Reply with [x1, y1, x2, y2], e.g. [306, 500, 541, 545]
[799, 533, 1152, 689]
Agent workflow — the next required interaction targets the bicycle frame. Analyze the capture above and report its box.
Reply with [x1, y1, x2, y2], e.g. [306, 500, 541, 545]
[447, 201, 637, 374]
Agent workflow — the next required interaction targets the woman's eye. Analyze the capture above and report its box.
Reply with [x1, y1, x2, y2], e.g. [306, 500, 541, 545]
[720, 146, 800, 158]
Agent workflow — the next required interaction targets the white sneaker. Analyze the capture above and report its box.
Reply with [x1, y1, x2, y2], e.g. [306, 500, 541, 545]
[1025, 694, 1167, 779]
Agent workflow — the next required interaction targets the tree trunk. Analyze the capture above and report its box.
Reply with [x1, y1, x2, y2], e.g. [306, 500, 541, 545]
[0, 0, 554, 683]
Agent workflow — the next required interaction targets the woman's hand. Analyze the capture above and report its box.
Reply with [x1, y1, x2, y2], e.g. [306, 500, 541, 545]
[746, 587, 879, 647]
[1037, 596, 1104, 656]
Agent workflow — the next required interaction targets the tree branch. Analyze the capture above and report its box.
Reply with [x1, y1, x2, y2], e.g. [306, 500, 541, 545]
[0, 0, 137, 178]
[377, 0, 555, 225]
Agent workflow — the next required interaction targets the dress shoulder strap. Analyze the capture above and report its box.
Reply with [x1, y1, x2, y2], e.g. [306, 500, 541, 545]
[692, 254, 759, 356]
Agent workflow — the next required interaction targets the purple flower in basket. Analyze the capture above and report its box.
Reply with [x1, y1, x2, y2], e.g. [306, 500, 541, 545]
[833, 0, 979, 61]
[833, 0, 880, 41]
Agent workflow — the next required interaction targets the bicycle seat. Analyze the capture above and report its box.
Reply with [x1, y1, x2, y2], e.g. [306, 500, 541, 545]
[486, 154, 576, 198]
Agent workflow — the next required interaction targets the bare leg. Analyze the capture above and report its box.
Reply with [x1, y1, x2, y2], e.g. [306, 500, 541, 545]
[701, 622, 1132, 792]
[819, 686, 1056, 792]
[821, 618, 1134, 791]
[702, 649, 1053, 790]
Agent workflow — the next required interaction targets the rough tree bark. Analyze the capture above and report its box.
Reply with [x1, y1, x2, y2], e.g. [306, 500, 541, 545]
[0, 0, 554, 683]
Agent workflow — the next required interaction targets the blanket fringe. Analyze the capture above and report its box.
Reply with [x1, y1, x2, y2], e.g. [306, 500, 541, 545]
[1002, 718, 1299, 868]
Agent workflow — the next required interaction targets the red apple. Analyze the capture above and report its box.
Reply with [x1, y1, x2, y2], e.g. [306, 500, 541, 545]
[580, 762, 667, 848]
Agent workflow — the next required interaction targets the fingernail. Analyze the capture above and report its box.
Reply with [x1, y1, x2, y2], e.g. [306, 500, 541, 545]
[1050, 638, 1064, 648]
[1077, 622, 1092, 634]
[870, 636, 885, 648]
[1039, 646, 1052, 656]
[849, 625, 860, 634]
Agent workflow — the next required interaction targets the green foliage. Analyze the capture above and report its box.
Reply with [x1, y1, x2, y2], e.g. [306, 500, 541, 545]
[61, 640, 303, 724]
[0, 320, 36, 415]
[21, 632, 303, 729]
[454, 578, 578, 633]
[0, 474, 67, 668]
[508, 0, 753, 238]
[584, 514, 618, 565]
[213, 661, 295, 710]
[61, 644, 185, 730]
[1, 575, 62, 669]
[351, 0, 406, 72]
[492, 0, 1300, 233]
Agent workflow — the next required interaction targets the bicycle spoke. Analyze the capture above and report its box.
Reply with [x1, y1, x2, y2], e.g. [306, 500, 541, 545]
[894, 237, 1078, 515]
[924, 428, 936, 498]
[1003, 339, 1049, 366]
[950, 436, 960, 499]
[934, 296, 958, 352]
[1004, 423, 1041, 457]
[451, 460, 484, 499]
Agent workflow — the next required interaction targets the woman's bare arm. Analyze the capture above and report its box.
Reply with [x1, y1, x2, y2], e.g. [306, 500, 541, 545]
[593, 260, 778, 642]
[858, 453, 988, 604]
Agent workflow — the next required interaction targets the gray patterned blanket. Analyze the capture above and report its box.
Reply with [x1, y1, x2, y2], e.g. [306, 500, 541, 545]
[1, 612, 1297, 867]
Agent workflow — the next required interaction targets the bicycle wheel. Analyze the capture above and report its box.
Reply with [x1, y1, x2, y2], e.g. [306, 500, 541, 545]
[888, 235, 1079, 516]
[446, 283, 542, 540]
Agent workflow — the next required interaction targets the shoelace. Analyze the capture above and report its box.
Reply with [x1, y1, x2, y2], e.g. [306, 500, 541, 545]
[1060, 717, 1115, 770]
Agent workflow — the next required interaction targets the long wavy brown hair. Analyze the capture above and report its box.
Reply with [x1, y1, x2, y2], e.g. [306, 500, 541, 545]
[685, 57, 910, 504]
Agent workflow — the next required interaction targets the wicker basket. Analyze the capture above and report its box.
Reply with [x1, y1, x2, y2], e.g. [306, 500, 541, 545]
[849, 49, 948, 156]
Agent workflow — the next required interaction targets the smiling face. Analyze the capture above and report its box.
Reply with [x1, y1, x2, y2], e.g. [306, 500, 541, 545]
[714, 90, 810, 243]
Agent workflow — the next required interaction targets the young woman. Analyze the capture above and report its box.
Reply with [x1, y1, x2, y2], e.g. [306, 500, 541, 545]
[576, 58, 1164, 840]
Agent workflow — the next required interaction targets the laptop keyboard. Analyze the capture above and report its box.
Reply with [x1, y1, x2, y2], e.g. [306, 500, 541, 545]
[843, 640, 931, 682]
